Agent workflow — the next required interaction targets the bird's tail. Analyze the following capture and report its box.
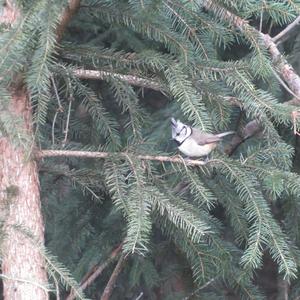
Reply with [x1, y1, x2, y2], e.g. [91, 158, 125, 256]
[216, 131, 235, 138]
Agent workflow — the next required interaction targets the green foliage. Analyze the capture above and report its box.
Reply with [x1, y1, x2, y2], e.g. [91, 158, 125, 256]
[2, 0, 300, 299]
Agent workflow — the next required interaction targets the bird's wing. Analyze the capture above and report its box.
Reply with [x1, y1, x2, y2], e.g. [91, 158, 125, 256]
[190, 129, 221, 145]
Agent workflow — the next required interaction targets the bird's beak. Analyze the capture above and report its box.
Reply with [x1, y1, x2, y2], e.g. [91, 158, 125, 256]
[171, 117, 177, 127]
[171, 118, 177, 140]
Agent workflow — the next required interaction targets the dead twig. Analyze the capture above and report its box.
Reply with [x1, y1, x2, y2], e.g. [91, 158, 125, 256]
[272, 15, 300, 44]
[66, 244, 122, 300]
[100, 254, 126, 300]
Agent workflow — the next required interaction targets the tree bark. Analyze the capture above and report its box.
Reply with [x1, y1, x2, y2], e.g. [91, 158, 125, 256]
[0, 88, 48, 300]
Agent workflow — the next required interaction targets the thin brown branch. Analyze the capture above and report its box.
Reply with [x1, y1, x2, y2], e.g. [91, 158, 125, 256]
[100, 254, 126, 300]
[271, 68, 300, 100]
[56, 0, 81, 43]
[272, 15, 300, 44]
[50, 75, 63, 145]
[183, 277, 216, 300]
[73, 68, 165, 92]
[276, 278, 289, 300]
[259, 1, 264, 33]
[37, 150, 208, 166]
[63, 98, 72, 146]
[66, 244, 122, 300]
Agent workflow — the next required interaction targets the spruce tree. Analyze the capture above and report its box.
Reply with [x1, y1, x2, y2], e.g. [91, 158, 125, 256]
[1, 0, 300, 299]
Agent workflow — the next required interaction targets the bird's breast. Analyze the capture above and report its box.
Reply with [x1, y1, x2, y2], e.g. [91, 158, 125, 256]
[178, 138, 216, 157]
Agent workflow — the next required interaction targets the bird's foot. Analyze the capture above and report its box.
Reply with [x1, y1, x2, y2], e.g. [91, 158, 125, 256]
[204, 156, 210, 163]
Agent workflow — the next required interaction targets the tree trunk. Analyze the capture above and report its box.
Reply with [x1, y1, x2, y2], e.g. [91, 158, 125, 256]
[0, 88, 48, 300]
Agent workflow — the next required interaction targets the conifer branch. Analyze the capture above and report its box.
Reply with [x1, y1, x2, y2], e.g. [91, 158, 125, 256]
[264, 34, 300, 98]
[203, 2, 300, 137]
[100, 254, 126, 300]
[37, 150, 208, 166]
[73, 69, 165, 92]
[203, 2, 300, 100]
[272, 15, 300, 44]
[66, 244, 122, 300]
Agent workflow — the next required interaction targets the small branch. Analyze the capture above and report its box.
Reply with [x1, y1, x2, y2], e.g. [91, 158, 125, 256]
[292, 111, 300, 136]
[66, 244, 122, 300]
[50, 75, 64, 145]
[53, 275, 60, 300]
[272, 15, 300, 44]
[0, 273, 52, 293]
[73, 69, 165, 92]
[56, 0, 81, 43]
[51, 112, 58, 145]
[37, 150, 208, 166]
[271, 68, 300, 100]
[51, 75, 63, 110]
[135, 292, 143, 300]
[264, 34, 300, 98]
[63, 97, 72, 146]
[259, 1, 264, 32]
[183, 277, 216, 300]
[100, 254, 126, 300]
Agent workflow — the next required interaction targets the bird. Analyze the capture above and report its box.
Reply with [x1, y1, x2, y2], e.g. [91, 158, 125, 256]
[171, 118, 235, 158]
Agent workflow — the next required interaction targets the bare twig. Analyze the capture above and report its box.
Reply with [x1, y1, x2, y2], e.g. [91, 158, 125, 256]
[271, 68, 300, 100]
[264, 34, 300, 97]
[135, 292, 143, 300]
[259, 1, 264, 32]
[182, 277, 216, 300]
[51, 111, 59, 145]
[0, 273, 52, 293]
[66, 244, 122, 300]
[37, 150, 208, 166]
[292, 111, 300, 136]
[51, 76, 63, 110]
[73, 69, 165, 92]
[52, 275, 60, 300]
[51, 75, 64, 145]
[100, 254, 126, 300]
[63, 97, 72, 145]
[272, 15, 300, 44]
